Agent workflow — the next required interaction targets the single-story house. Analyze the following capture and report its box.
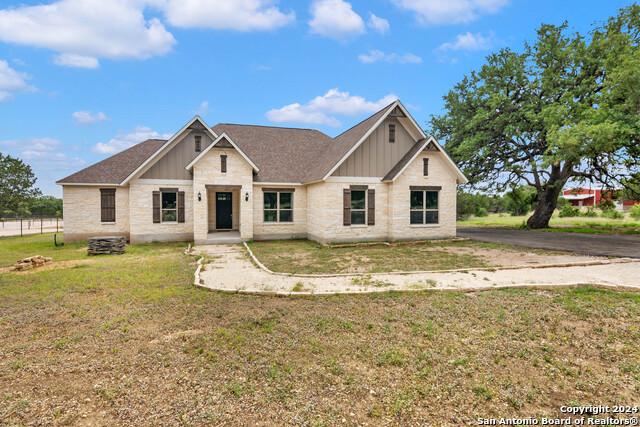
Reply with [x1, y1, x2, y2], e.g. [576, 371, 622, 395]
[57, 100, 468, 244]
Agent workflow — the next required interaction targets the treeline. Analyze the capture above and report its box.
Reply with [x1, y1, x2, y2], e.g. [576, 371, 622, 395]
[1, 196, 63, 218]
[457, 186, 568, 220]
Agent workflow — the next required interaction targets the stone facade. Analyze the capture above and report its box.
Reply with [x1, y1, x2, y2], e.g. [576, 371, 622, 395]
[129, 181, 194, 243]
[389, 152, 457, 241]
[192, 146, 254, 243]
[253, 185, 307, 240]
[62, 185, 130, 242]
[62, 150, 457, 244]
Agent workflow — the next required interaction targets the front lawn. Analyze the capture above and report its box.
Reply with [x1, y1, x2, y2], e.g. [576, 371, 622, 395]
[247, 239, 572, 274]
[1, 234, 639, 425]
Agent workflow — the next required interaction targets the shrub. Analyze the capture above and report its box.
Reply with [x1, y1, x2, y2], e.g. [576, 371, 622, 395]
[475, 207, 488, 217]
[582, 207, 598, 217]
[630, 204, 640, 220]
[597, 199, 615, 212]
[558, 204, 581, 218]
[556, 197, 570, 210]
[601, 210, 623, 219]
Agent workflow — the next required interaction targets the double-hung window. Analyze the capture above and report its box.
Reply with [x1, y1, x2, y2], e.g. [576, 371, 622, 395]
[350, 190, 366, 224]
[410, 188, 439, 224]
[161, 191, 178, 222]
[264, 191, 293, 222]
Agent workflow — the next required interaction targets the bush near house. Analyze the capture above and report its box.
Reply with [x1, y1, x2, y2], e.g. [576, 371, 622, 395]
[631, 204, 640, 220]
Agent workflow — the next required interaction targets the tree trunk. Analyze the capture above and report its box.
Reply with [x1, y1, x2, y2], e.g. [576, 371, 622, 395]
[526, 182, 564, 229]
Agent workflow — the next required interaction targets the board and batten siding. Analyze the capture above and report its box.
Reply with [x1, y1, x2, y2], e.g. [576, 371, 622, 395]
[141, 131, 213, 180]
[332, 117, 417, 178]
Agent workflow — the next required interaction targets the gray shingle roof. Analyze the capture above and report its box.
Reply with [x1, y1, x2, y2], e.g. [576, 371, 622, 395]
[382, 138, 428, 181]
[58, 101, 397, 185]
[57, 139, 166, 184]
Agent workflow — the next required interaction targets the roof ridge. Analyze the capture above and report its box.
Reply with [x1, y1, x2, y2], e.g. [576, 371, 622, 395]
[217, 123, 325, 133]
[332, 100, 397, 140]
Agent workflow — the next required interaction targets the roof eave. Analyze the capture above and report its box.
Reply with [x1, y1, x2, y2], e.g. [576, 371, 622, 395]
[185, 132, 259, 172]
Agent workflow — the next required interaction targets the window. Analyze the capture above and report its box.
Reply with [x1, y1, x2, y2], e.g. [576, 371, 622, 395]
[100, 189, 115, 222]
[221, 155, 227, 173]
[351, 190, 366, 224]
[264, 191, 293, 222]
[423, 158, 429, 176]
[161, 191, 177, 222]
[410, 190, 438, 224]
[194, 135, 202, 152]
[389, 124, 395, 143]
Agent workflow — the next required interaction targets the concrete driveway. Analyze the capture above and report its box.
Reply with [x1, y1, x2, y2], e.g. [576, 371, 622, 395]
[458, 227, 640, 259]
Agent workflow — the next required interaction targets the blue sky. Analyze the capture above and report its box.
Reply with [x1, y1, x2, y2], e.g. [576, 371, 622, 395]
[0, 0, 634, 197]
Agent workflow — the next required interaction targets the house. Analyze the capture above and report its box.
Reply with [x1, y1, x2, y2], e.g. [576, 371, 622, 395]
[57, 100, 468, 245]
[562, 187, 637, 211]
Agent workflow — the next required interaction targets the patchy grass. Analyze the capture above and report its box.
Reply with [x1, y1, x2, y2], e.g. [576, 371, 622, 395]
[1, 234, 639, 424]
[458, 212, 640, 234]
[246, 239, 574, 274]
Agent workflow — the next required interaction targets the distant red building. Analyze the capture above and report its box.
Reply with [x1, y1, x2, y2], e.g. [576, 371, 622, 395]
[563, 187, 639, 209]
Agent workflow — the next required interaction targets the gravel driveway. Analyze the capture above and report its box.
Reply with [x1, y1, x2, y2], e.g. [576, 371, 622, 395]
[457, 227, 640, 258]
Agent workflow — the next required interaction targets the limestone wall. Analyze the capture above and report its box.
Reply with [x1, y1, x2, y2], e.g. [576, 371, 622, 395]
[62, 185, 130, 242]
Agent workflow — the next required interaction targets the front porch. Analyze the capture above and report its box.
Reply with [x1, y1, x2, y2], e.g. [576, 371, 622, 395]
[201, 230, 244, 244]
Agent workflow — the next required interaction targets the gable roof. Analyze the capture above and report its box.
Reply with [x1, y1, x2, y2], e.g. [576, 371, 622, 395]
[211, 123, 333, 183]
[382, 136, 468, 184]
[185, 132, 260, 172]
[302, 101, 396, 182]
[56, 138, 166, 185]
[57, 100, 467, 186]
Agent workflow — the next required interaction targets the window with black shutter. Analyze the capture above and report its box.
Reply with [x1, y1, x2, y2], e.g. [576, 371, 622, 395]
[100, 189, 116, 223]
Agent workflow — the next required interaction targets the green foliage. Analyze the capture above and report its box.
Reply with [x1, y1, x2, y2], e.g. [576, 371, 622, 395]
[505, 186, 537, 216]
[558, 205, 581, 218]
[27, 196, 63, 217]
[429, 5, 640, 228]
[0, 153, 41, 216]
[475, 207, 488, 217]
[630, 204, 640, 219]
[597, 199, 615, 212]
[556, 197, 570, 210]
[456, 189, 506, 220]
[601, 210, 624, 219]
[582, 207, 598, 217]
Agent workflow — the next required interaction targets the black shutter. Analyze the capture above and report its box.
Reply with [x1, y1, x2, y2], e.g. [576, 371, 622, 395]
[343, 189, 351, 226]
[423, 158, 429, 176]
[100, 189, 115, 223]
[367, 189, 375, 226]
[178, 191, 185, 223]
[152, 191, 161, 223]
[221, 155, 227, 173]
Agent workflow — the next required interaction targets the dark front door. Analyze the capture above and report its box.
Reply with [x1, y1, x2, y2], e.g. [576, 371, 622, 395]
[216, 192, 233, 229]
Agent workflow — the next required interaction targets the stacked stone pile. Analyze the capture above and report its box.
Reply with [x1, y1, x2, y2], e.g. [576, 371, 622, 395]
[87, 236, 126, 255]
[11, 255, 52, 271]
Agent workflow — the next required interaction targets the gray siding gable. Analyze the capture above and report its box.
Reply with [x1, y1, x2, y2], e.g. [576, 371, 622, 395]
[141, 130, 214, 180]
[332, 116, 417, 178]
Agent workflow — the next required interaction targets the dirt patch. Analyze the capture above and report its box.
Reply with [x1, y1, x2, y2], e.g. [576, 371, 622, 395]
[441, 245, 602, 267]
[0, 259, 95, 274]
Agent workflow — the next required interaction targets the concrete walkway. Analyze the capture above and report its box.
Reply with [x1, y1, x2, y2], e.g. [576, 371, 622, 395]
[195, 244, 640, 295]
[458, 227, 640, 258]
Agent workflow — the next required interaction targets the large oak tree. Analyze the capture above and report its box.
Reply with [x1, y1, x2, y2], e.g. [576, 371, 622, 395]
[0, 153, 41, 215]
[429, 5, 640, 228]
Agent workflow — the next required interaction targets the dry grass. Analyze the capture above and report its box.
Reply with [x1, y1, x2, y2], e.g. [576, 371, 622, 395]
[247, 239, 573, 274]
[0, 234, 639, 425]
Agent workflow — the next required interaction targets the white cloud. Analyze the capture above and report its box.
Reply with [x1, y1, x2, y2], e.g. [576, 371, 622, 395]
[437, 31, 496, 51]
[54, 53, 100, 69]
[21, 150, 86, 171]
[309, 0, 365, 40]
[266, 89, 397, 127]
[157, 0, 295, 31]
[0, 0, 176, 67]
[0, 137, 62, 151]
[0, 60, 36, 101]
[72, 111, 110, 125]
[93, 126, 172, 155]
[367, 13, 389, 34]
[358, 50, 422, 64]
[192, 101, 210, 116]
[391, 0, 509, 25]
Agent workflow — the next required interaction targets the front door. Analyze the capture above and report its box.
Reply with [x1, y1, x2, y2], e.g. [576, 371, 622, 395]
[216, 192, 233, 229]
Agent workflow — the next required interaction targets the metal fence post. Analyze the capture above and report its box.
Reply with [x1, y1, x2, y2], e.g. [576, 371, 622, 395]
[20, 219, 23, 237]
